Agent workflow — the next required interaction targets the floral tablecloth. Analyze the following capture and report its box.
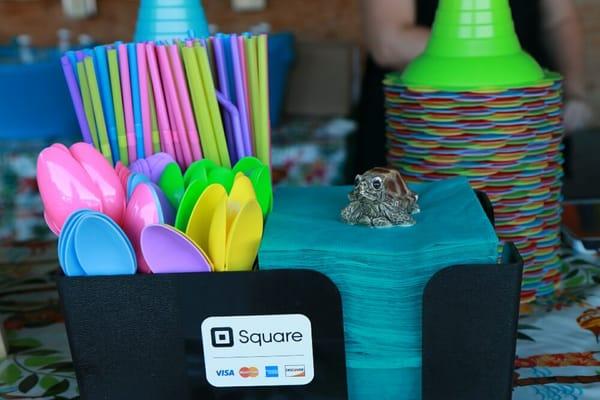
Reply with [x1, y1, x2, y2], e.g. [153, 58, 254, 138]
[0, 241, 599, 399]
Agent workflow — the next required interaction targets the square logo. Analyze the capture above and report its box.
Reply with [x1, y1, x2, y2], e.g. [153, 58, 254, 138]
[285, 365, 306, 378]
[265, 365, 279, 378]
[211, 327, 234, 348]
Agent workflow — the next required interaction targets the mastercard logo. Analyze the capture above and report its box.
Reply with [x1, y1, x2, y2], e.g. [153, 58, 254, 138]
[239, 367, 259, 378]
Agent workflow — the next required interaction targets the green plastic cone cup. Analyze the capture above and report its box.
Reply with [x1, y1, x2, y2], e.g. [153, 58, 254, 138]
[401, 0, 544, 89]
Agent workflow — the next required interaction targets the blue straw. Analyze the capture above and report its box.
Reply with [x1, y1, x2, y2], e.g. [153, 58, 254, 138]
[94, 45, 120, 163]
[66, 51, 78, 76]
[222, 34, 237, 104]
[128, 43, 145, 159]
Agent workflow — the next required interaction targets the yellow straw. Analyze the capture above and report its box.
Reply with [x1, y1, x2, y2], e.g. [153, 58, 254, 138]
[107, 49, 128, 165]
[182, 45, 220, 164]
[147, 75, 161, 153]
[76, 61, 100, 150]
[257, 35, 270, 167]
[84, 57, 112, 162]
[245, 36, 261, 155]
[195, 43, 231, 168]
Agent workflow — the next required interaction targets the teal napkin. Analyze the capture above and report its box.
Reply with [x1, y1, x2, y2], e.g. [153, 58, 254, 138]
[261, 177, 498, 259]
[259, 177, 499, 400]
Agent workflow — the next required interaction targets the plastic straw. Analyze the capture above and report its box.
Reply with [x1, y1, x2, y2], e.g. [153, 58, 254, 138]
[216, 92, 245, 163]
[245, 35, 261, 154]
[213, 36, 235, 159]
[148, 76, 161, 153]
[117, 44, 137, 163]
[230, 35, 252, 157]
[76, 55, 100, 150]
[195, 42, 231, 167]
[107, 48, 129, 165]
[182, 45, 220, 164]
[60, 56, 93, 145]
[146, 42, 176, 159]
[94, 46, 119, 163]
[137, 43, 154, 157]
[169, 43, 203, 161]
[257, 34, 271, 167]
[66, 51, 78, 76]
[157, 44, 192, 167]
[238, 35, 254, 154]
[128, 43, 145, 160]
[84, 56, 112, 162]
[222, 35, 237, 104]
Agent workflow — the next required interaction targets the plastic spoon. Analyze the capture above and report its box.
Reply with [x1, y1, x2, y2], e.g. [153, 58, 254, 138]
[74, 213, 137, 276]
[229, 173, 256, 206]
[141, 224, 212, 274]
[185, 184, 227, 253]
[70, 142, 126, 225]
[248, 165, 272, 217]
[208, 197, 227, 272]
[225, 200, 263, 271]
[37, 146, 103, 234]
[127, 173, 151, 201]
[158, 162, 185, 208]
[184, 159, 217, 187]
[174, 179, 208, 231]
[123, 182, 165, 274]
[58, 209, 90, 275]
[208, 167, 235, 193]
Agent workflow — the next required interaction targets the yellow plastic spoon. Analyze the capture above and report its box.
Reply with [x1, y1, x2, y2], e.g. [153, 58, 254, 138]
[208, 197, 227, 272]
[225, 200, 263, 272]
[229, 173, 256, 205]
[185, 184, 227, 254]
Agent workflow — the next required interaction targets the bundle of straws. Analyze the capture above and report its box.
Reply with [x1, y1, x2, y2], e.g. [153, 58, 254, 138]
[60, 34, 270, 170]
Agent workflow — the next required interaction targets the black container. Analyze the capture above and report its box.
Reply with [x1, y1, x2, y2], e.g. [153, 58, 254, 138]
[57, 192, 523, 400]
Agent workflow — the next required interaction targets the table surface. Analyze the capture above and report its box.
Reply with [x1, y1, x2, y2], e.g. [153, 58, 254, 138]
[0, 242, 599, 399]
[1, 131, 599, 398]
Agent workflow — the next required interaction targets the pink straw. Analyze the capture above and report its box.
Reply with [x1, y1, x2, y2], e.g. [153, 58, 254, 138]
[145, 42, 176, 159]
[118, 44, 137, 163]
[137, 43, 154, 158]
[169, 44, 203, 161]
[156, 44, 192, 168]
[167, 95, 184, 165]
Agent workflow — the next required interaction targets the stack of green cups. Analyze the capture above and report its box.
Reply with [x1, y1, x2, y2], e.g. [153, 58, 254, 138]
[402, 0, 544, 89]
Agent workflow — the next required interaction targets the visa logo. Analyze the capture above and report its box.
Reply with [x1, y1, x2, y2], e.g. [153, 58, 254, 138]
[216, 369, 235, 377]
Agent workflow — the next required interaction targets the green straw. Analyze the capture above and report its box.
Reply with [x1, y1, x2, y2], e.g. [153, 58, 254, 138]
[245, 36, 261, 154]
[195, 43, 231, 167]
[76, 61, 100, 150]
[107, 48, 128, 165]
[147, 75, 161, 153]
[182, 45, 220, 164]
[257, 35, 270, 167]
[84, 57, 112, 162]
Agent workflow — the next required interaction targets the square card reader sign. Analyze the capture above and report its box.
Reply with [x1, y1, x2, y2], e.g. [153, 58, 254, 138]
[201, 314, 315, 387]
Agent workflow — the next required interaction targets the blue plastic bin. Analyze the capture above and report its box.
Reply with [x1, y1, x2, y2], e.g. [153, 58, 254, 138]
[0, 48, 79, 140]
[268, 32, 295, 127]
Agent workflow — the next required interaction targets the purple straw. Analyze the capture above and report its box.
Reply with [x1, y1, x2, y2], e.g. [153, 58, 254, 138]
[216, 91, 245, 163]
[213, 36, 236, 158]
[61, 56, 93, 144]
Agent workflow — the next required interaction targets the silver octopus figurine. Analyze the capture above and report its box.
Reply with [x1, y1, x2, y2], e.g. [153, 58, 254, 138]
[341, 168, 420, 228]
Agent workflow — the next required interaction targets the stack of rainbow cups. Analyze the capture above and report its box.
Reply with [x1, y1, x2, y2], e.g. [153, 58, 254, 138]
[385, 0, 564, 303]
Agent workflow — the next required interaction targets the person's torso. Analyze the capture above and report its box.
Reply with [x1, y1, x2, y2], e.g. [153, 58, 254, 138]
[416, 0, 553, 69]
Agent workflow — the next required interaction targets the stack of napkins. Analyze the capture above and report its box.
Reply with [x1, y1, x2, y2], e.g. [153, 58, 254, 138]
[259, 177, 499, 400]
